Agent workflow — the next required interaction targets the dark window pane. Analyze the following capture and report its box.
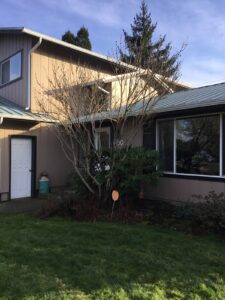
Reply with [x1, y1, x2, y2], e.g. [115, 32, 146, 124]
[1, 61, 10, 84]
[158, 120, 174, 172]
[143, 120, 156, 150]
[100, 132, 110, 149]
[222, 115, 225, 175]
[176, 115, 219, 175]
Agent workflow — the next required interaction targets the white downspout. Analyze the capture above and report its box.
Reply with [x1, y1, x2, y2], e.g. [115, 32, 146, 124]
[26, 37, 42, 110]
[0, 117, 3, 125]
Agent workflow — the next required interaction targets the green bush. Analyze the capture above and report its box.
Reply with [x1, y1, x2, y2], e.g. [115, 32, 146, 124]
[67, 172, 92, 200]
[147, 191, 225, 235]
[110, 147, 160, 198]
[67, 147, 160, 208]
[190, 191, 225, 233]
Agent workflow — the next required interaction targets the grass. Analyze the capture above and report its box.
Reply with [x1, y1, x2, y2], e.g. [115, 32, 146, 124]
[0, 217, 224, 299]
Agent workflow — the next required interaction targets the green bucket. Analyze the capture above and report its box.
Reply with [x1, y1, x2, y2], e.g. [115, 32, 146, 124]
[39, 177, 49, 194]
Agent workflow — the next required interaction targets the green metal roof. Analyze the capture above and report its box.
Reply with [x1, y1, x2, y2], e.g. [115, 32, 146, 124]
[0, 96, 54, 122]
[152, 81, 225, 113]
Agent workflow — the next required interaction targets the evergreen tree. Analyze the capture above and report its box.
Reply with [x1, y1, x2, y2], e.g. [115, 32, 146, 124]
[62, 30, 77, 45]
[62, 27, 92, 50]
[121, 0, 183, 79]
[75, 26, 92, 50]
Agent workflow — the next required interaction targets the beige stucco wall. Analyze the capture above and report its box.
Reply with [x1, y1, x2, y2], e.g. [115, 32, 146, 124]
[111, 76, 156, 109]
[144, 177, 225, 203]
[0, 33, 32, 107]
[0, 120, 73, 194]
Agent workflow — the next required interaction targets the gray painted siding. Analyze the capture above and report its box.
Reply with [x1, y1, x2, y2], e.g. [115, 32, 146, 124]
[0, 33, 32, 108]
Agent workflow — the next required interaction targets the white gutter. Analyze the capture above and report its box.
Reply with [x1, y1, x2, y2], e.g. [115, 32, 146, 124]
[26, 37, 42, 110]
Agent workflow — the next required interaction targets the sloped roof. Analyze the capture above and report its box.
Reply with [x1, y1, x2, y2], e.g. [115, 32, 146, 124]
[0, 27, 136, 71]
[73, 82, 225, 123]
[0, 97, 54, 122]
[152, 81, 225, 113]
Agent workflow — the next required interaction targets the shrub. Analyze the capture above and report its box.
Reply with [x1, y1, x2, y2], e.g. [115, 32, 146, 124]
[110, 147, 160, 199]
[73, 147, 160, 207]
[147, 191, 225, 235]
[190, 191, 225, 234]
[67, 172, 92, 200]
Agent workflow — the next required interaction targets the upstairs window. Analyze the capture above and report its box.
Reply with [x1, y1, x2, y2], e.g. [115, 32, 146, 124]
[0, 51, 22, 85]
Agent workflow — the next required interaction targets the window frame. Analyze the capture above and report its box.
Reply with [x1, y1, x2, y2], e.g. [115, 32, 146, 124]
[156, 112, 224, 179]
[0, 50, 23, 87]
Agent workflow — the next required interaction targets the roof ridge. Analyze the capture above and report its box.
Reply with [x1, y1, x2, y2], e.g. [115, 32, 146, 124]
[192, 81, 225, 90]
[161, 81, 225, 98]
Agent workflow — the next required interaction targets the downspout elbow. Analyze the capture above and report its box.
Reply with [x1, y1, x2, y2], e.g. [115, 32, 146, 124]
[26, 37, 42, 111]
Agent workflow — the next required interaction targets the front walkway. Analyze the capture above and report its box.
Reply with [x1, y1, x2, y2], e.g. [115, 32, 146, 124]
[0, 197, 47, 214]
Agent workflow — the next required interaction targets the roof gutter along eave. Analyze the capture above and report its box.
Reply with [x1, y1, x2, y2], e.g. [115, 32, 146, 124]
[21, 28, 137, 71]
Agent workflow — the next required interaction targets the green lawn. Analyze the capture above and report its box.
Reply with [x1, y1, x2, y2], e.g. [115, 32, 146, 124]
[0, 217, 225, 299]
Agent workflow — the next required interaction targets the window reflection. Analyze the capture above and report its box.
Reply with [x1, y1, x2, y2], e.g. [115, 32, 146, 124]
[176, 116, 219, 175]
[1, 52, 22, 85]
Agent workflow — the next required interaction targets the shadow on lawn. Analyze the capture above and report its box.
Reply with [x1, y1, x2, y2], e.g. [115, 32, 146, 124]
[0, 216, 225, 299]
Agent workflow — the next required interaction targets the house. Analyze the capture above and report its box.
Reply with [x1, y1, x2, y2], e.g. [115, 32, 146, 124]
[0, 27, 188, 201]
[74, 81, 225, 203]
[5, 26, 223, 205]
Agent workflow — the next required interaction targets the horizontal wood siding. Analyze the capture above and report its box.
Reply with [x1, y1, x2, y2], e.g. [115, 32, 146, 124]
[0, 34, 32, 107]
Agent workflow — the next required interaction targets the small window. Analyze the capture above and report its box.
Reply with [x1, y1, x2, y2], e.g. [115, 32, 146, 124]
[0, 52, 22, 85]
[95, 127, 111, 151]
[158, 120, 174, 172]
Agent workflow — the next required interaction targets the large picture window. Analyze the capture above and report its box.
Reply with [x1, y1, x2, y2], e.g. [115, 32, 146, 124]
[0, 51, 22, 85]
[157, 114, 222, 177]
[176, 116, 220, 175]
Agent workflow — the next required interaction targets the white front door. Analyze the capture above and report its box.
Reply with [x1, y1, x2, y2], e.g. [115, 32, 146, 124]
[11, 138, 32, 199]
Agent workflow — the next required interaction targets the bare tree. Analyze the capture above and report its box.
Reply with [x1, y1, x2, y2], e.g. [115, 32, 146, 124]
[37, 43, 177, 203]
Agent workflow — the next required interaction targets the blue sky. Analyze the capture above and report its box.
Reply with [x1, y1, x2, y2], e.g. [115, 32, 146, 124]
[1, 0, 225, 86]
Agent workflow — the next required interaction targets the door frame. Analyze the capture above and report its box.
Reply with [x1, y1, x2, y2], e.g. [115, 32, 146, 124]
[9, 135, 37, 199]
